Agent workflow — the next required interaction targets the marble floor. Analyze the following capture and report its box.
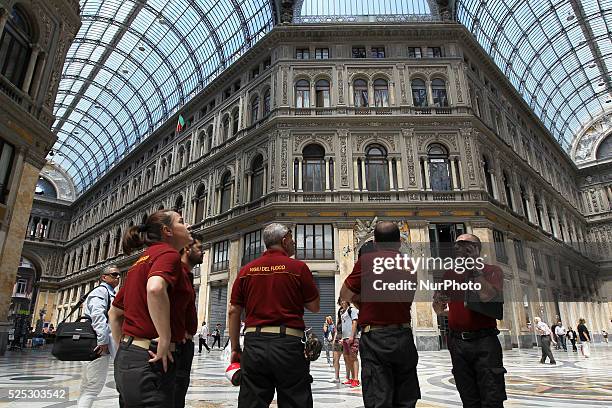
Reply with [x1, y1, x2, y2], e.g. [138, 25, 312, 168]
[1, 344, 611, 407]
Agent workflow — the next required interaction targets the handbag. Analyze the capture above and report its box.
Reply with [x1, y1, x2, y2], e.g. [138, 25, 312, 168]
[51, 285, 109, 361]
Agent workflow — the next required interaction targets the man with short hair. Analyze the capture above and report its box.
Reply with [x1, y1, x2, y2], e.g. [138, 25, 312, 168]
[77, 266, 120, 408]
[198, 321, 210, 353]
[555, 321, 567, 351]
[534, 316, 557, 364]
[229, 223, 320, 408]
[174, 234, 204, 408]
[433, 233, 507, 408]
[341, 221, 420, 407]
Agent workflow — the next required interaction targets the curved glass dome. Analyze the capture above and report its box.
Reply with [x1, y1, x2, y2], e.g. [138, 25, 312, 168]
[457, 0, 612, 151]
[51, 0, 274, 193]
[294, 0, 437, 23]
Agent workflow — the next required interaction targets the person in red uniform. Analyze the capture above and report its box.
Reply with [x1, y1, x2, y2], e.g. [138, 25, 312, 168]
[174, 233, 204, 408]
[432, 233, 507, 408]
[229, 223, 320, 408]
[340, 221, 421, 408]
[108, 210, 192, 408]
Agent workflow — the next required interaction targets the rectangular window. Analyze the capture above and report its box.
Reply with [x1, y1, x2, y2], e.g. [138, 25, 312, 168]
[532, 248, 542, 276]
[493, 230, 507, 263]
[371, 47, 385, 58]
[352, 47, 366, 58]
[315, 48, 329, 59]
[427, 47, 443, 57]
[296, 48, 310, 59]
[212, 240, 230, 272]
[0, 138, 15, 204]
[295, 224, 334, 260]
[428, 223, 465, 259]
[546, 255, 556, 280]
[15, 279, 27, 295]
[408, 47, 422, 58]
[514, 240, 526, 270]
[243, 230, 264, 265]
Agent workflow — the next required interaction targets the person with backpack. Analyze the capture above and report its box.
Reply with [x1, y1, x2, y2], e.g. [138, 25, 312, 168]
[323, 316, 335, 366]
[77, 265, 120, 408]
[340, 300, 361, 387]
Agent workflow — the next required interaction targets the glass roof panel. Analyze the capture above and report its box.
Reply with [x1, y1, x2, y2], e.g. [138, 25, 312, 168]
[457, 0, 612, 152]
[50, 0, 274, 193]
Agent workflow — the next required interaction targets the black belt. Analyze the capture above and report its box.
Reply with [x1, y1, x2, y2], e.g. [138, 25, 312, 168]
[450, 328, 499, 341]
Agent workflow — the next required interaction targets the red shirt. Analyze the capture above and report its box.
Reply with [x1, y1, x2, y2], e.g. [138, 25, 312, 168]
[182, 263, 198, 336]
[230, 249, 319, 330]
[344, 250, 414, 326]
[112, 242, 191, 342]
[443, 264, 503, 331]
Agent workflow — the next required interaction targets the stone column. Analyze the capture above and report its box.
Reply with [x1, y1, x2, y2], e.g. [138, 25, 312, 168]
[246, 171, 252, 201]
[360, 160, 367, 191]
[411, 222, 439, 351]
[367, 81, 374, 106]
[450, 157, 458, 190]
[353, 159, 359, 190]
[22, 43, 41, 94]
[325, 157, 330, 191]
[0, 158, 40, 355]
[262, 164, 267, 194]
[196, 246, 211, 326]
[388, 160, 394, 190]
[225, 236, 241, 326]
[216, 188, 221, 214]
[424, 159, 431, 190]
[426, 79, 433, 106]
[396, 159, 403, 190]
[335, 225, 355, 301]
[457, 159, 465, 189]
[297, 157, 303, 191]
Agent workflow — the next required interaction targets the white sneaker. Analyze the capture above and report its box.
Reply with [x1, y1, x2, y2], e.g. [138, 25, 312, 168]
[329, 378, 341, 383]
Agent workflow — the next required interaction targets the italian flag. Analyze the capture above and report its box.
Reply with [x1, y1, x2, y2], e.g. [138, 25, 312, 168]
[176, 114, 185, 133]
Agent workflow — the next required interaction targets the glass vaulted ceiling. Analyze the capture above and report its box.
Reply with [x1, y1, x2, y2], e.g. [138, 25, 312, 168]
[457, 0, 612, 151]
[51, 0, 273, 193]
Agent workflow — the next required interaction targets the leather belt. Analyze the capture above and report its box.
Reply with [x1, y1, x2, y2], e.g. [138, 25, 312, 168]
[362, 323, 411, 333]
[244, 326, 304, 338]
[121, 335, 176, 352]
[449, 328, 499, 341]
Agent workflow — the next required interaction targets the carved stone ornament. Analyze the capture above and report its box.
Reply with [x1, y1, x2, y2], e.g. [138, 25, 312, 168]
[355, 134, 396, 151]
[269, 136, 276, 189]
[282, 67, 288, 104]
[338, 68, 344, 104]
[461, 129, 476, 182]
[399, 66, 407, 104]
[401, 129, 417, 186]
[347, 68, 393, 81]
[454, 66, 463, 103]
[294, 133, 334, 152]
[353, 217, 411, 254]
[339, 131, 349, 186]
[280, 137, 288, 187]
[293, 68, 333, 80]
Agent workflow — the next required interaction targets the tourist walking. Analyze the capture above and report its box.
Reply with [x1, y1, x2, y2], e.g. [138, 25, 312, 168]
[534, 317, 557, 364]
[212, 324, 222, 349]
[433, 233, 506, 408]
[602, 329, 608, 344]
[228, 223, 320, 408]
[577, 318, 591, 358]
[323, 316, 335, 366]
[109, 210, 193, 408]
[342, 221, 421, 407]
[567, 327, 578, 352]
[76, 266, 120, 408]
[198, 321, 210, 353]
[555, 322, 567, 351]
[330, 298, 346, 384]
[339, 301, 361, 387]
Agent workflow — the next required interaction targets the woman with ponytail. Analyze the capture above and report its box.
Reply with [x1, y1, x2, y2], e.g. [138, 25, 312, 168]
[108, 210, 192, 407]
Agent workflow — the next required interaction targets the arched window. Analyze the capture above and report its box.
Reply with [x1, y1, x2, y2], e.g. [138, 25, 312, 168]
[194, 184, 206, 223]
[428, 144, 451, 191]
[520, 185, 530, 220]
[503, 171, 514, 210]
[263, 89, 271, 116]
[251, 155, 265, 200]
[302, 144, 325, 192]
[85, 244, 91, 267]
[411, 79, 427, 107]
[103, 233, 110, 260]
[315, 79, 330, 107]
[220, 172, 233, 213]
[160, 159, 167, 180]
[353, 79, 368, 107]
[365, 144, 389, 191]
[0, 6, 32, 88]
[222, 115, 230, 142]
[207, 124, 214, 151]
[231, 108, 239, 136]
[113, 229, 122, 256]
[173, 195, 184, 216]
[482, 155, 494, 197]
[250, 96, 259, 124]
[534, 195, 544, 228]
[93, 240, 100, 264]
[178, 148, 185, 170]
[373, 79, 389, 107]
[431, 78, 448, 107]
[295, 79, 310, 108]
